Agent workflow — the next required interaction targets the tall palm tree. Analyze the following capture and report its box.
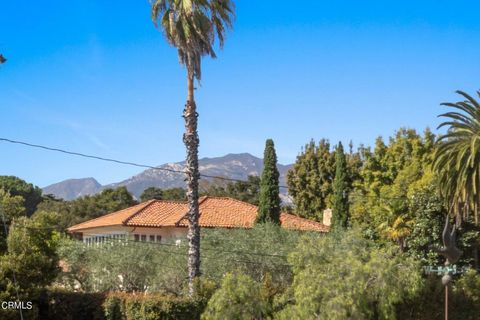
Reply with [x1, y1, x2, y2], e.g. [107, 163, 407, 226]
[151, 0, 235, 295]
[433, 90, 480, 226]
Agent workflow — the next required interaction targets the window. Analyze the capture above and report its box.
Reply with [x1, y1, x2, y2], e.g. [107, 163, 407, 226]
[156, 235, 162, 243]
[141, 235, 147, 242]
[134, 234, 140, 242]
[149, 235, 155, 242]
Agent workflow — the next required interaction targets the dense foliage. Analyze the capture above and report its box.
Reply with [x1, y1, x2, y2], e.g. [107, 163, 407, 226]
[277, 229, 422, 319]
[433, 90, 480, 225]
[200, 175, 260, 205]
[0, 175, 43, 216]
[202, 273, 270, 320]
[140, 187, 187, 202]
[256, 139, 281, 224]
[57, 223, 300, 294]
[332, 142, 350, 229]
[36, 187, 137, 231]
[2, 121, 480, 318]
[287, 139, 336, 220]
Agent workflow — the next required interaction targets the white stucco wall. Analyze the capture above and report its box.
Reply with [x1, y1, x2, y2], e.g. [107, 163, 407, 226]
[80, 226, 188, 244]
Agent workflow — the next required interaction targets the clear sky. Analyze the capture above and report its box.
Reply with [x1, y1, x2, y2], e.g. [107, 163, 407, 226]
[1, 0, 480, 187]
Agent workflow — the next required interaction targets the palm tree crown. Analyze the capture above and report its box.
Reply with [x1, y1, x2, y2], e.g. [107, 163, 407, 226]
[151, 0, 235, 81]
[433, 90, 480, 224]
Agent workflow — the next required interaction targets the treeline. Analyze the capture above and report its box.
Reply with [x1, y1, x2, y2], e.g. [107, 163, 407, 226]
[287, 128, 480, 269]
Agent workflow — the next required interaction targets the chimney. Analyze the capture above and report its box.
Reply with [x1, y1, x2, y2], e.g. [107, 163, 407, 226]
[323, 208, 332, 227]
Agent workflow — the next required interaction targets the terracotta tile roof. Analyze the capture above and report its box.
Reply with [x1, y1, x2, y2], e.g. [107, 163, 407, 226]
[126, 200, 189, 227]
[177, 197, 257, 228]
[67, 201, 156, 232]
[67, 196, 328, 233]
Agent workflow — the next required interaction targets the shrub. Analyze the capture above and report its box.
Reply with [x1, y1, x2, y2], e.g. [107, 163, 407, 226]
[201, 273, 270, 320]
[38, 289, 106, 320]
[397, 270, 480, 320]
[276, 229, 422, 320]
[104, 292, 206, 320]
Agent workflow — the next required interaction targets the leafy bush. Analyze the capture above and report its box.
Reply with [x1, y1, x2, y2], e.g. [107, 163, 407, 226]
[200, 223, 304, 287]
[57, 237, 188, 294]
[397, 270, 480, 320]
[104, 292, 205, 320]
[56, 224, 304, 294]
[201, 273, 270, 320]
[276, 229, 422, 320]
[37, 290, 106, 320]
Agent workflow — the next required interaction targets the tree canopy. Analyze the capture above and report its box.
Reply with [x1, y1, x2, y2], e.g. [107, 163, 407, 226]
[151, 0, 235, 81]
[433, 90, 480, 225]
[36, 187, 137, 231]
[0, 176, 43, 216]
[332, 142, 350, 229]
[256, 139, 281, 225]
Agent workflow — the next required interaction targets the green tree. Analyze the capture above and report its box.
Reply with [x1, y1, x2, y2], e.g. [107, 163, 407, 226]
[201, 273, 270, 320]
[140, 187, 164, 202]
[332, 142, 349, 229]
[0, 176, 43, 216]
[350, 129, 434, 239]
[35, 187, 137, 231]
[201, 175, 260, 205]
[0, 212, 60, 298]
[277, 229, 422, 320]
[287, 139, 336, 221]
[163, 187, 187, 201]
[151, 0, 235, 294]
[0, 190, 26, 254]
[201, 223, 298, 286]
[256, 139, 281, 224]
[433, 90, 480, 225]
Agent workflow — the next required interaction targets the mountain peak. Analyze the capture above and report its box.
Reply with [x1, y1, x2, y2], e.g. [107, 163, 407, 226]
[42, 153, 291, 200]
[42, 177, 102, 200]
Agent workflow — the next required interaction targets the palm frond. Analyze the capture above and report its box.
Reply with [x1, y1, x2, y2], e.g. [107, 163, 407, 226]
[151, 0, 235, 81]
[434, 90, 480, 225]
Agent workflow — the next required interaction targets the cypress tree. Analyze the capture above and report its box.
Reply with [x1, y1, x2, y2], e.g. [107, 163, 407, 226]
[332, 142, 350, 229]
[256, 139, 281, 224]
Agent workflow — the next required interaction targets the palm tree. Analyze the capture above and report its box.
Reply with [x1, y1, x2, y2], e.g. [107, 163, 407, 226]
[151, 0, 235, 295]
[433, 90, 480, 226]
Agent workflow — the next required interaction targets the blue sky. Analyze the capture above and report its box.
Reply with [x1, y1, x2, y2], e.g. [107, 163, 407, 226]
[1, 0, 480, 187]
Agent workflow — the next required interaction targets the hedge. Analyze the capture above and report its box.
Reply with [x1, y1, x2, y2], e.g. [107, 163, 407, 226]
[103, 292, 207, 320]
[0, 290, 208, 320]
[396, 274, 480, 320]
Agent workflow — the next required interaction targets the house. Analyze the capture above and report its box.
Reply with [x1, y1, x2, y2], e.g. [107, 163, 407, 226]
[67, 196, 330, 244]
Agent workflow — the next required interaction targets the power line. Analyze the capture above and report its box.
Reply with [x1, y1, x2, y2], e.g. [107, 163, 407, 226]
[96, 238, 292, 268]
[0, 137, 289, 189]
[82, 236, 290, 259]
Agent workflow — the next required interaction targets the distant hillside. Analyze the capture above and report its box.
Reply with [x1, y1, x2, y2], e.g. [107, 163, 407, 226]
[42, 178, 102, 200]
[42, 153, 292, 200]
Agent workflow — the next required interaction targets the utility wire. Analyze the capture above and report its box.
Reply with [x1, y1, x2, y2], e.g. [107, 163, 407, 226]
[94, 238, 292, 268]
[0, 137, 289, 189]
[0, 137, 414, 200]
[81, 236, 290, 259]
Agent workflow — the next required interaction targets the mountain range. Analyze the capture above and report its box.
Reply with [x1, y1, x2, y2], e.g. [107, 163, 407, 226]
[42, 153, 292, 200]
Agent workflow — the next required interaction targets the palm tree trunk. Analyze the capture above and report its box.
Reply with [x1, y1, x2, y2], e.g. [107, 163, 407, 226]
[184, 72, 201, 296]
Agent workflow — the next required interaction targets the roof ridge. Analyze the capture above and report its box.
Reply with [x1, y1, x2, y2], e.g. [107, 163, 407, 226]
[174, 196, 209, 226]
[149, 199, 189, 204]
[123, 199, 164, 225]
[67, 200, 154, 231]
